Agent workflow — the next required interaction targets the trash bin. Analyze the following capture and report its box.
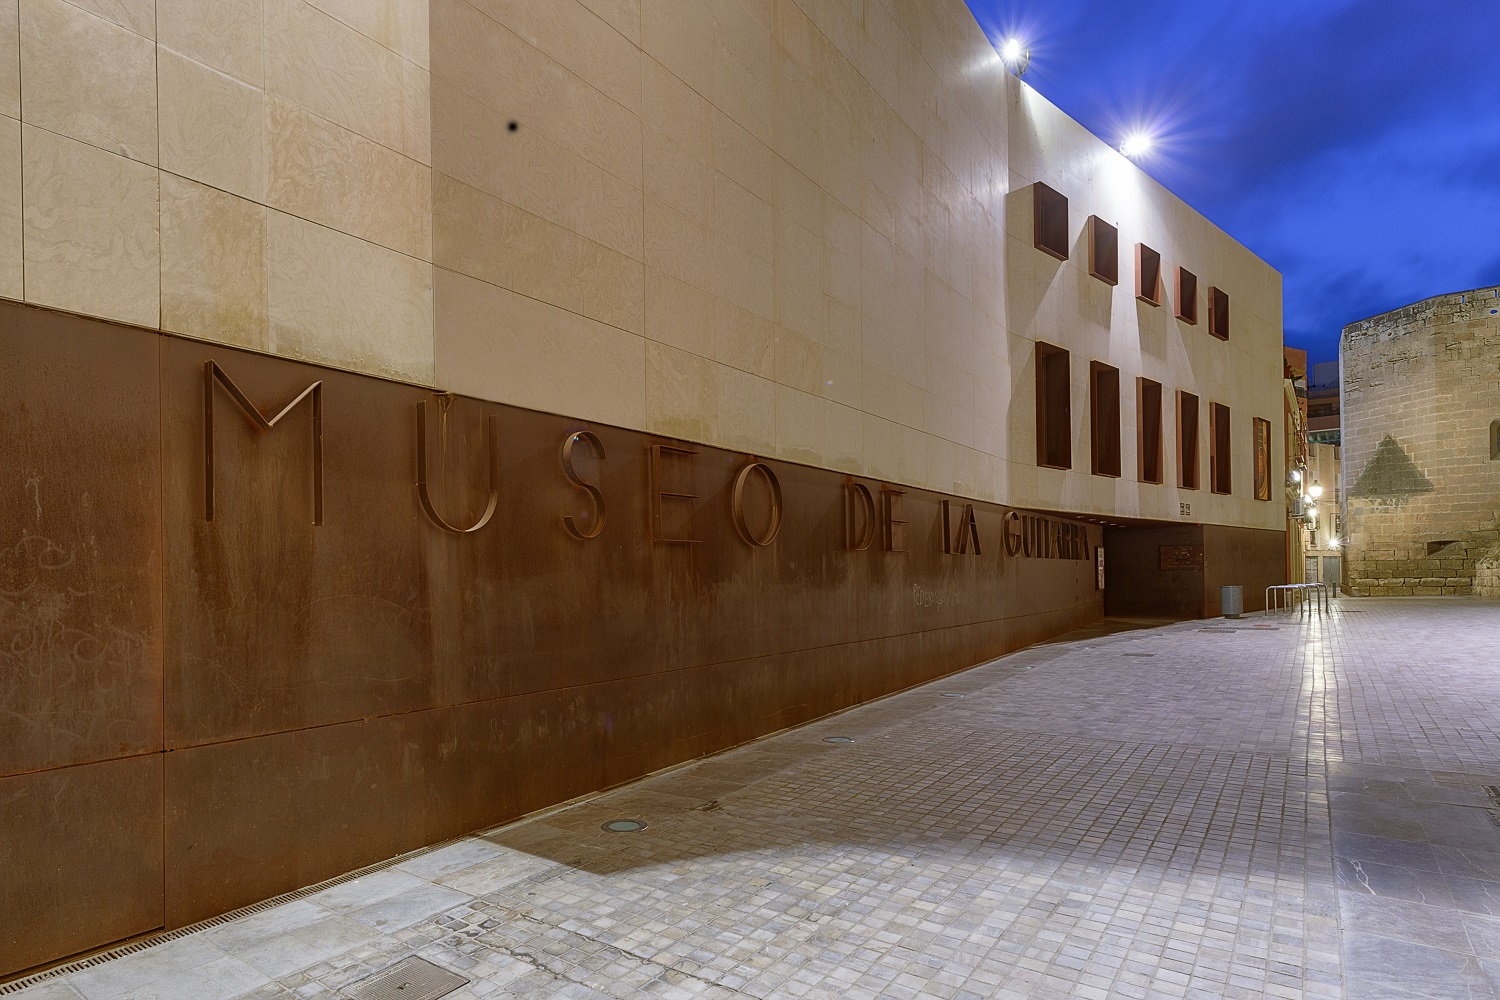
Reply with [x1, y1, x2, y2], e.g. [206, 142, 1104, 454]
[1221, 585, 1243, 619]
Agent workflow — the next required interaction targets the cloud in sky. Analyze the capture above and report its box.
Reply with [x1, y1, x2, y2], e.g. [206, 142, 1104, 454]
[963, 0, 1500, 362]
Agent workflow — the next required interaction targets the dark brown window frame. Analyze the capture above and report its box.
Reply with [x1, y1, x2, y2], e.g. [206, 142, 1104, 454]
[1176, 267, 1198, 324]
[1135, 244, 1162, 305]
[1177, 390, 1199, 490]
[1209, 401, 1232, 495]
[1208, 286, 1230, 340]
[1089, 361, 1121, 477]
[1035, 342, 1072, 470]
[1032, 183, 1069, 261]
[1087, 216, 1118, 285]
[1253, 416, 1272, 500]
[1137, 377, 1164, 484]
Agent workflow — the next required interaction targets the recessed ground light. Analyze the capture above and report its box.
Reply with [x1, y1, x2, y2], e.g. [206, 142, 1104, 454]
[822, 736, 854, 744]
[602, 819, 647, 832]
[941, 693, 965, 698]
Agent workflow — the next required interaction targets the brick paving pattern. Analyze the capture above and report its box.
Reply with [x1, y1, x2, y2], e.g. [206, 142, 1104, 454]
[14, 597, 1500, 999]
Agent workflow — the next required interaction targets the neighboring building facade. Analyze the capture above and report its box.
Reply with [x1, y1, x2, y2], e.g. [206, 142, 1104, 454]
[1302, 440, 1343, 589]
[1301, 360, 1342, 589]
[1342, 286, 1500, 596]
[1307, 360, 1340, 445]
[0, 0, 1285, 974]
[1282, 347, 1310, 584]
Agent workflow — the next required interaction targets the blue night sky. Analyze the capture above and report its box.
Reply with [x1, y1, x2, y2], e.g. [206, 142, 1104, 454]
[962, 0, 1500, 365]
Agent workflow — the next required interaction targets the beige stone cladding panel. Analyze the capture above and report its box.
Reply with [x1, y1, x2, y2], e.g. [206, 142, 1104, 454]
[1, 1, 18, 120]
[158, 0, 264, 85]
[267, 97, 432, 261]
[430, 0, 647, 406]
[22, 125, 158, 327]
[265, 0, 430, 165]
[57, 0, 153, 36]
[431, 0, 639, 189]
[160, 174, 269, 352]
[433, 77, 642, 260]
[266, 210, 434, 383]
[433, 265, 646, 431]
[158, 48, 267, 203]
[305, 0, 429, 69]
[20, 0, 157, 163]
[0, 116, 18, 299]
[433, 171, 643, 336]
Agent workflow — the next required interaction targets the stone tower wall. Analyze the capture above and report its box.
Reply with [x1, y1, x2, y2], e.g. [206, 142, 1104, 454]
[1340, 286, 1500, 595]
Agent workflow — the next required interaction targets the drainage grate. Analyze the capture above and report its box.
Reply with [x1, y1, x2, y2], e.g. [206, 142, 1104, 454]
[1121, 652, 1156, 657]
[346, 957, 468, 1000]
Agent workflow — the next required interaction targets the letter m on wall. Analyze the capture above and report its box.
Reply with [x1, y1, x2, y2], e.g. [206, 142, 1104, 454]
[203, 361, 324, 524]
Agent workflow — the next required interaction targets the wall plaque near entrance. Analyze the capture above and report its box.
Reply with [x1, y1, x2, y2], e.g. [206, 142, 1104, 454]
[1159, 544, 1205, 571]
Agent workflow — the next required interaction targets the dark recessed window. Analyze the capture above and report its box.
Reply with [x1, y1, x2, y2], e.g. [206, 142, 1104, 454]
[1178, 390, 1199, 490]
[1036, 342, 1071, 469]
[1138, 377, 1164, 484]
[1210, 402, 1232, 494]
[1176, 267, 1198, 324]
[1491, 419, 1500, 460]
[1136, 244, 1162, 305]
[1033, 183, 1068, 261]
[1087, 216, 1118, 285]
[1253, 417, 1272, 500]
[1209, 286, 1230, 340]
[1090, 362, 1121, 477]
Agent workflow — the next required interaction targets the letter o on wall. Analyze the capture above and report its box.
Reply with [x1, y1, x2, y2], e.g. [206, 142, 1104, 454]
[731, 460, 783, 546]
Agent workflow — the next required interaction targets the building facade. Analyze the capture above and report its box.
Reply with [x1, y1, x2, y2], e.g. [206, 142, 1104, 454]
[1342, 286, 1500, 596]
[0, 0, 1285, 975]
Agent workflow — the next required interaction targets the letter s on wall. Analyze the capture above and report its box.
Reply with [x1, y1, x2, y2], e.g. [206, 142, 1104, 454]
[561, 430, 607, 540]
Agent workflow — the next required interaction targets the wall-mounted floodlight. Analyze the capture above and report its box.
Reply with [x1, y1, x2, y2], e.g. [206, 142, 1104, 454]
[1120, 133, 1153, 158]
[1000, 38, 1030, 76]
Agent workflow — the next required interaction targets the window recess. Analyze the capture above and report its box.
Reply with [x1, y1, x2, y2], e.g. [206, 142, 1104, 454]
[1210, 402, 1232, 495]
[1176, 267, 1198, 324]
[1137, 378, 1164, 484]
[1136, 244, 1162, 305]
[1036, 342, 1072, 469]
[1090, 362, 1121, 477]
[1177, 390, 1200, 490]
[1087, 216, 1118, 285]
[1033, 183, 1069, 261]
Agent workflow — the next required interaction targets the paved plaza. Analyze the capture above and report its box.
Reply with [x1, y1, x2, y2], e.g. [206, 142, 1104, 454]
[14, 598, 1500, 1000]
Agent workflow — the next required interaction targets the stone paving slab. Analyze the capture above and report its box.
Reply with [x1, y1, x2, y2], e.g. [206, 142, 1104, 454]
[13, 597, 1500, 999]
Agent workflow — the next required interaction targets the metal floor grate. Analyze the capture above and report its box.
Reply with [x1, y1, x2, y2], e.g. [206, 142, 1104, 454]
[346, 957, 469, 1000]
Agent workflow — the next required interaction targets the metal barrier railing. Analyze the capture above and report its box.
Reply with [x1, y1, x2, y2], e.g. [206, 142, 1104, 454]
[1264, 582, 1332, 618]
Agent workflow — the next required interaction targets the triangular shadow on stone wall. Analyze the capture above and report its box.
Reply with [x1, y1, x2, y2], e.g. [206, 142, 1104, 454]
[1348, 434, 1436, 500]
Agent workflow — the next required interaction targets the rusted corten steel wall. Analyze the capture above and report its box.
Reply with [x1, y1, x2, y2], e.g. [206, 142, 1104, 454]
[0, 300, 1103, 977]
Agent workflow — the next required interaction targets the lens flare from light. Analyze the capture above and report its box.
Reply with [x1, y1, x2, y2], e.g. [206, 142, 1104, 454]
[1120, 133, 1153, 158]
[1001, 38, 1024, 63]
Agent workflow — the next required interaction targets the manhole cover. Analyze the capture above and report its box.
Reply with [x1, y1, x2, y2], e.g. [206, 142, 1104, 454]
[346, 957, 468, 1000]
[822, 736, 854, 744]
[602, 819, 647, 832]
